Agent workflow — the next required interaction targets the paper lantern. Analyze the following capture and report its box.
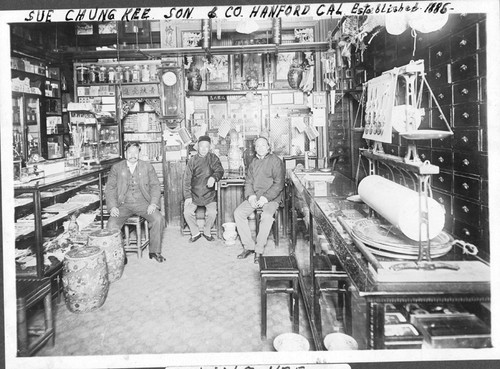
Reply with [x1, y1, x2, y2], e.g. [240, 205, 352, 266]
[408, 13, 449, 33]
[385, 14, 408, 35]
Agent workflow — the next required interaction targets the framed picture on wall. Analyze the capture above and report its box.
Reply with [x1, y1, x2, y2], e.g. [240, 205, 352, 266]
[208, 102, 228, 130]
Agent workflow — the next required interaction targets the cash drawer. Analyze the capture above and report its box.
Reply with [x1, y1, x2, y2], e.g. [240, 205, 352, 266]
[450, 25, 478, 60]
[453, 151, 481, 175]
[432, 149, 453, 171]
[453, 197, 481, 228]
[453, 79, 480, 105]
[453, 103, 479, 127]
[432, 171, 453, 193]
[453, 218, 481, 245]
[429, 39, 450, 68]
[428, 64, 450, 88]
[451, 55, 478, 82]
[453, 174, 481, 201]
[430, 106, 452, 130]
[452, 129, 482, 152]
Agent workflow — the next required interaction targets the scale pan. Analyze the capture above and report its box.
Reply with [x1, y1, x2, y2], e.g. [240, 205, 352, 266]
[400, 130, 454, 140]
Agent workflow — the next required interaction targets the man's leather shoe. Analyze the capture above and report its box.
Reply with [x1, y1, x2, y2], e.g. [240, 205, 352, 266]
[149, 253, 165, 263]
[202, 233, 215, 242]
[254, 253, 262, 264]
[189, 233, 202, 243]
[237, 249, 254, 259]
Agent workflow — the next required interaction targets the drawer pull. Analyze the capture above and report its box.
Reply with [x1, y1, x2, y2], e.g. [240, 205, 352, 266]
[459, 39, 468, 47]
[462, 182, 470, 190]
[436, 51, 443, 57]
[420, 153, 427, 159]
[461, 136, 469, 143]
[462, 112, 470, 119]
[460, 64, 468, 72]
[462, 158, 470, 166]
[461, 88, 469, 95]
[462, 228, 471, 237]
[439, 176, 445, 182]
[439, 114, 444, 120]
[438, 156, 445, 163]
[438, 197, 444, 204]
[438, 93, 445, 100]
[461, 205, 470, 213]
[435, 72, 442, 79]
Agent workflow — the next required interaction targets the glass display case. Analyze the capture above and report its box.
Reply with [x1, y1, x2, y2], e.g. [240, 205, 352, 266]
[14, 165, 112, 298]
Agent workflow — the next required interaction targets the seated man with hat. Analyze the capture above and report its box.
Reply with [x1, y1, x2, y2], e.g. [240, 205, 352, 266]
[183, 135, 224, 242]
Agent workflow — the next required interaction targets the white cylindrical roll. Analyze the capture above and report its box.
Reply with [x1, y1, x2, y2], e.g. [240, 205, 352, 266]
[358, 175, 445, 241]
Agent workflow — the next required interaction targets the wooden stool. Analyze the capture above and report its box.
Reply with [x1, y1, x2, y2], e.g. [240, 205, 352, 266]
[123, 216, 149, 258]
[16, 279, 54, 356]
[313, 255, 349, 327]
[254, 205, 281, 247]
[259, 255, 300, 339]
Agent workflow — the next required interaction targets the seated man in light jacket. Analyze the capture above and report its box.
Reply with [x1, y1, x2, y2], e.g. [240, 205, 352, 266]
[183, 135, 224, 242]
[234, 136, 285, 263]
[105, 142, 165, 263]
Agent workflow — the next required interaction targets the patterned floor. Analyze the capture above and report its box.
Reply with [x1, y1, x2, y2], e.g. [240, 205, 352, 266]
[36, 226, 313, 356]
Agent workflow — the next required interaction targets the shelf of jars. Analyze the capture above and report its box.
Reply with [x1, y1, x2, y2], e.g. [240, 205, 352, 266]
[74, 60, 161, 85]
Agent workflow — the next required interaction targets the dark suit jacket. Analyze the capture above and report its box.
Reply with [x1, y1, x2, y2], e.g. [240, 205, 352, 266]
[105, 160, 161, 209]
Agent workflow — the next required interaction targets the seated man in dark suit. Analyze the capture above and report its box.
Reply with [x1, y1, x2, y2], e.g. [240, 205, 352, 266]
[183, 135, 224, 242]
[105, 142, 165, 263]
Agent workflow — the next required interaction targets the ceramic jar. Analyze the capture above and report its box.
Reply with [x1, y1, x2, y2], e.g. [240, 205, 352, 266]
[62, 246, 109, 313]
[88, 228, 125, 283]
[287, 64, 303, 89]
[186, 66, 203, 91]
[222, 222, 238, 245]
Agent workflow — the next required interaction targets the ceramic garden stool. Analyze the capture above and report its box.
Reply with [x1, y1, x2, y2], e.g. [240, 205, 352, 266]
[259, 255, 300, 339]
[16, 278, 55, 356]
[88, 228, 125, 283]
[123, 216, 150, 258]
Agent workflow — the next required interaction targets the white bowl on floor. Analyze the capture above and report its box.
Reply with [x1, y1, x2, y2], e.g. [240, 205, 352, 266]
[273, 333, 310, 352]
[324, 332, 358, 350]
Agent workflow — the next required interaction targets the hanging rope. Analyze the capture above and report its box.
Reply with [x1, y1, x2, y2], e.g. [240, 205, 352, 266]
[411, 28, 418, 58]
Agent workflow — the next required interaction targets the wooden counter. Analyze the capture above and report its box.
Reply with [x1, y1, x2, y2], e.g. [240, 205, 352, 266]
[287, 169, 491, 350]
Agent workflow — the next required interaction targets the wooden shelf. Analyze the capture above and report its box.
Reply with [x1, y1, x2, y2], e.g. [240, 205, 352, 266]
[70, 42, 330, 61]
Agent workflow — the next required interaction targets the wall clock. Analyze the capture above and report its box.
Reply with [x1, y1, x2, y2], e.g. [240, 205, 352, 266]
[158, 64, 184, 118]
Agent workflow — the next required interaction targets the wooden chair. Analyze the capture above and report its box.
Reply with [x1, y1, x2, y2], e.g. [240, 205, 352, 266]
[16, 278, 55, 356]
[259, 255, 300, 339]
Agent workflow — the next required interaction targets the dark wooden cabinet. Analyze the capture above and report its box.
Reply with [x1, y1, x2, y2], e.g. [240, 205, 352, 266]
[361, 14, 489, 260]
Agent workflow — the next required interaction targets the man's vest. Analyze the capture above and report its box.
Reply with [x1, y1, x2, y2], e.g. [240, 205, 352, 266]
[124, 167, 147, 203]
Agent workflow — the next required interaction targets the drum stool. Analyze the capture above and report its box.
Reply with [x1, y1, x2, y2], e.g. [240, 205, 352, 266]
[123, 216, 149, 258]
[259, 255, 300, 339]
[16, 278, 54, 356]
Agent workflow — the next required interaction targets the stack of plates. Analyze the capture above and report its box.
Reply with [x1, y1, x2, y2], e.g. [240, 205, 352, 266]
[352, 218, 453, 260]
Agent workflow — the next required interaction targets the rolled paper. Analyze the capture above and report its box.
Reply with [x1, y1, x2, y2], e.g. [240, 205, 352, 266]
[358, 175, 445, 241]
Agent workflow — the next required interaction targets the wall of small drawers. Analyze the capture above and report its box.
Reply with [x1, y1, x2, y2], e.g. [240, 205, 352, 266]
[363, 14, 489, 259]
